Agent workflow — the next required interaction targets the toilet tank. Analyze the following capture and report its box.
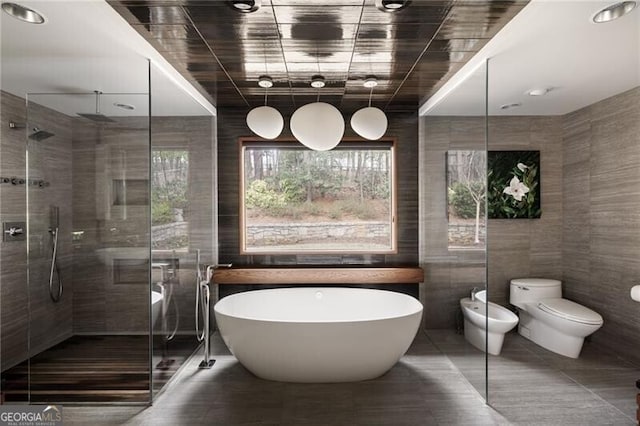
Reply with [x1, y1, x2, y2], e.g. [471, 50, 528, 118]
[510, 278, 562, 308]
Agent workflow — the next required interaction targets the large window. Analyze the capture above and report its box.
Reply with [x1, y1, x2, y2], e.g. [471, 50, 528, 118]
[240, 139, 397, 254]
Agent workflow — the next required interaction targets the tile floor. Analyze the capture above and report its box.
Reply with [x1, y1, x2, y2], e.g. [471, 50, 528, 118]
[64, 331, 507, 426]
[427, 330, 639, 425]
[63, 330, 640, 425]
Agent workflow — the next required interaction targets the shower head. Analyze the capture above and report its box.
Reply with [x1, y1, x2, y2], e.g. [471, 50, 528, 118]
[29, 128, 55, 141]
[77, 90, 115, 123]
[10, 122, 54, 141]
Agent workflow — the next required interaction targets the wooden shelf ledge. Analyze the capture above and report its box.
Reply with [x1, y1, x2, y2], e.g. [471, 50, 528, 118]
[212, 267, 424, 285]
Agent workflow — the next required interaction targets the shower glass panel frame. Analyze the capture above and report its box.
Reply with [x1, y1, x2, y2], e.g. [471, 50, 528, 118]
[23, 91, 152, 404]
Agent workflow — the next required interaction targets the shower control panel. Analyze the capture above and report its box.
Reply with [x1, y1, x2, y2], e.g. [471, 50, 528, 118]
[3, 222, 26, 242]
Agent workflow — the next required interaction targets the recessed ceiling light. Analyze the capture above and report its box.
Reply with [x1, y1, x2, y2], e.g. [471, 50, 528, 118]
[593, 1, 636, 23]
[363, 77, 378, 89]
[229, 0, 261, 13]
[258, 75, 273, 88]
[527, 88, 551, 97]
[375, 0, 411, 12]
[113, 102, 135, 111]
[310, 75, 326, 89]
[500, 103, 521, 110]
[2, 2, 45, 24]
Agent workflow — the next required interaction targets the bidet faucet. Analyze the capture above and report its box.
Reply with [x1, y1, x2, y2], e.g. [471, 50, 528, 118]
[471, 287, 479, 302]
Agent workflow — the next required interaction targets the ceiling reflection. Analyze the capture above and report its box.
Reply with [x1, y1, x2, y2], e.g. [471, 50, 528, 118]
[109, 0, 528, 113]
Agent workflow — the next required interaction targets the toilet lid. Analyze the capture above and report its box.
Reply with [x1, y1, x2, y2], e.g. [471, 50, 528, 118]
[538, 298, 603, 325]
[511, 278, 561, 287]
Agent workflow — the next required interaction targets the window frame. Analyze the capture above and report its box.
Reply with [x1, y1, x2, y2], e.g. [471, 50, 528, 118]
[239, 137, 398, 255]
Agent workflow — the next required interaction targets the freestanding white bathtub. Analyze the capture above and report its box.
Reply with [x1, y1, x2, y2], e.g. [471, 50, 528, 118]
[214, 287, 423, 383]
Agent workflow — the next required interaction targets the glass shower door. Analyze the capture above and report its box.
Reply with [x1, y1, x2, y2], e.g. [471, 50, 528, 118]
[23, 92, 152, 403]
[149, 62, 217, 398]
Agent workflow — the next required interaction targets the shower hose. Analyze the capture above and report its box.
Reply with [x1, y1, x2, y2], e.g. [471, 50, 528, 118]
[49, 227, 62, 302]
[160, 282, 180, 342]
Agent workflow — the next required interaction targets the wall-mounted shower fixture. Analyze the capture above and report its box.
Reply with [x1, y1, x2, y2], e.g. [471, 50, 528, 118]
[1, 176, 25, 185]
[77, 91, 115, 123]
[1, 176, 50, 187]
[9, 121, 56, 141]
[3, 222, 25, 242]
[48, 205, 63, 302]
[29, 128, 55, 141]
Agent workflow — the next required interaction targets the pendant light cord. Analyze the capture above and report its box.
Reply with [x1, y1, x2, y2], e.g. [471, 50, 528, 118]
[368, 86, 373, 108]
[263, 43, 269, 106]
[316, 43, 321, 102]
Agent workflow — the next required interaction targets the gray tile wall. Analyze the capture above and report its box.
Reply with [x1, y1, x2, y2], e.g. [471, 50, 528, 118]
[562, 87, 640, 363]
[1, 91, 74, 370]
[419, 115, 564, 328]
[1, 89, 215, 369]
[71, 117, 151, 334]
[421, 87, 640, 369]
[487, 116, 564, 305]
[419, 116, 488, 329]
[72, 115, 216, 334]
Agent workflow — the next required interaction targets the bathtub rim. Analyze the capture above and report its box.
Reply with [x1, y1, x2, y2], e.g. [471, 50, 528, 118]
[214, 286, 423, 324]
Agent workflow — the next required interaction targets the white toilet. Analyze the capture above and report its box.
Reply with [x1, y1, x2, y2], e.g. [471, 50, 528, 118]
[509, 278, 603, 358]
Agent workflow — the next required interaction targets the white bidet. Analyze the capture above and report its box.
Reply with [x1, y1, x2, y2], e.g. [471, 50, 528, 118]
[460, 291, 519, 356]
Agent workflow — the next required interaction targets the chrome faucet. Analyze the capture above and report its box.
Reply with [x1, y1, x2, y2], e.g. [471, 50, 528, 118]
[471, 287, 479, 302]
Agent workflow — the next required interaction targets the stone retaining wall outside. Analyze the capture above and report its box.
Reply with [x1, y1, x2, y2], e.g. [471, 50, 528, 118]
[247, 221, 389, 245]
[448, 223, 486, 245]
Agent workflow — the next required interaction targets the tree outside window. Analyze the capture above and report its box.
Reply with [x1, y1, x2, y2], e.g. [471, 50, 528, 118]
[241, 141, 396, 254]
[152, 150, 189, 250]
[447, 150, 486, 249]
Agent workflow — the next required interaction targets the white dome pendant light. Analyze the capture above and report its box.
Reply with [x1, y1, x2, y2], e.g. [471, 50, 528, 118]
[290, 75, 345, 151]
[246, 75, 284, 140]
[350, 77, 388, 140]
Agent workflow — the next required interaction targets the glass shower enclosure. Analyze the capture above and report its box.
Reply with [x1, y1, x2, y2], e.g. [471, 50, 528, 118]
[0, 91, 153, 403]
[0, 60, 216, 403]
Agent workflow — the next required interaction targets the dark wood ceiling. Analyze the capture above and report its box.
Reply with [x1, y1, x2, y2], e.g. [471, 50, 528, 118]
[109, 0, 528, 113]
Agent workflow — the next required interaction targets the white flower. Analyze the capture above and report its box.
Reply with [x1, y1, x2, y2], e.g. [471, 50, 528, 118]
[517, 163, 529, 172]
[503, 176, 530, 202]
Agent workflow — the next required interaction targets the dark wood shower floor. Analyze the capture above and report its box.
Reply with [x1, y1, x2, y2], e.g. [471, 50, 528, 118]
[1, 335, 196, 403]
